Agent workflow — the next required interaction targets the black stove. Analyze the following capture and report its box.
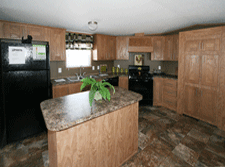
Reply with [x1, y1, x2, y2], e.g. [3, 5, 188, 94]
[128, 65, 153, 106]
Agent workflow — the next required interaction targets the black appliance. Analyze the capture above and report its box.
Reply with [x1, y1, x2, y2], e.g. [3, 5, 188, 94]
[128, 65, 153, 106]
[0, 39, 51, 148]
[105, 76, 118, 86]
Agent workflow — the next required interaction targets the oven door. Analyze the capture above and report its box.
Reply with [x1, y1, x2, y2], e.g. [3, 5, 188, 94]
[129, 79, 153, 105]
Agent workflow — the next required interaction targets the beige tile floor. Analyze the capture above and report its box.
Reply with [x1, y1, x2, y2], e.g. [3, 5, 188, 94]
[1, 106, 225, 167]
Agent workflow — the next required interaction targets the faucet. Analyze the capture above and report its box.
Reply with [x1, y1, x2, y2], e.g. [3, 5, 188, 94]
[79, 66, 85, 78]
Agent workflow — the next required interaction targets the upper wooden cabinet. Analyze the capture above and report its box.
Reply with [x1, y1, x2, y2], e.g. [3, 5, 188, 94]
[116, 36, 129, 60]
[2, 22, 27, 39]
[0, 20, 66, 61]
[49, 28, 66, 61]
[128, 37, 153, 52]
[93, 34, 116, 61]
[151, 36, 165, 60]
[164, 34, 179, 61]
[27, 25, 49, 41]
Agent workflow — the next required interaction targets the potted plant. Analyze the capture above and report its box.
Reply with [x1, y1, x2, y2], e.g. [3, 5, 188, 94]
[80, 78, 115, 106]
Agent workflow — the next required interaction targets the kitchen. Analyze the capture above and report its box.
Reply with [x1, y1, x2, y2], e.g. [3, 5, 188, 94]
[1, 0, 225, 166]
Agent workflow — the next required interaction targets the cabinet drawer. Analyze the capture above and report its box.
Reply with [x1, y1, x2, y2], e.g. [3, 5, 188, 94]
[163, 79, 177, 88]
[163, 86, 177, 97]
[162, 94, 177, 110]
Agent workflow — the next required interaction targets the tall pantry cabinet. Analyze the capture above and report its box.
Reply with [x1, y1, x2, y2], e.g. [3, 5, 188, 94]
[177, 26, 225, 130]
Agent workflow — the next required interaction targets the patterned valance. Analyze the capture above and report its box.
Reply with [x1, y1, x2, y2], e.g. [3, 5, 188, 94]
[65, 32, 93, 50]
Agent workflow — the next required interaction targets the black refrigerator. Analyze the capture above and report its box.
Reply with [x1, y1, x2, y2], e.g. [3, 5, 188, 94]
[0, 39, 51, 148]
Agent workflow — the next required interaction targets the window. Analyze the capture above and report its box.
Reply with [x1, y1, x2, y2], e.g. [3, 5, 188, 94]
[66, 50, 91, 68]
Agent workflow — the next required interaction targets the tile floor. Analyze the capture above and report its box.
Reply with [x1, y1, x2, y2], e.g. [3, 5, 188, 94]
[0, 106, 225, 167]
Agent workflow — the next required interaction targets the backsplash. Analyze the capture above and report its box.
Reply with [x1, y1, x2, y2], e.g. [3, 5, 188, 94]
[114, 52, 178, 75]
[50, 60, 114, 79]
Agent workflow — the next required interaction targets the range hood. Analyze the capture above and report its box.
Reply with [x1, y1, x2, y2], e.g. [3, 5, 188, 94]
[128, 35, 153, 52]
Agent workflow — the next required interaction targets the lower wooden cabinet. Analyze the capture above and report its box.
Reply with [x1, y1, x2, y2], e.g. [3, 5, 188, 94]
[52, 82, 88, 98]
[119, 76, 128, 90]
[184, 85, 217, 125]
[153, 77, 163, 106]
[153, 77, 177, 111]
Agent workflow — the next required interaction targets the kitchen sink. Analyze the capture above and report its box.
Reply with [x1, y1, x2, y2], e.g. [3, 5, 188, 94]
[67, 76, 83, 82]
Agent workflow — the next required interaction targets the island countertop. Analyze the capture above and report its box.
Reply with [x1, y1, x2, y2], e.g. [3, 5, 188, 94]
[40, 87, 142, 131]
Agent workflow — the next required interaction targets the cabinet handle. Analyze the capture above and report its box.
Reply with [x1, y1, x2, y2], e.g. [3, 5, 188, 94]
[199, 43, 201, 50]
[202, 43, 204, 49]
[201, 90, 202, 97]
[196, 89, 197, 96]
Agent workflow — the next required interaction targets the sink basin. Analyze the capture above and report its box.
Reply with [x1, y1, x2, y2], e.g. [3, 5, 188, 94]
[67, 76, 83, 82]
[99, 73, 109, 77]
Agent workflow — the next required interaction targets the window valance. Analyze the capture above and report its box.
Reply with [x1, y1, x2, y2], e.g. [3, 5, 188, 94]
[65, 32, 93, 50]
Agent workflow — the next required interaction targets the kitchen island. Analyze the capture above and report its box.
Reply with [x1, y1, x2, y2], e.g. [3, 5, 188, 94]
[40, 87, 142, 167]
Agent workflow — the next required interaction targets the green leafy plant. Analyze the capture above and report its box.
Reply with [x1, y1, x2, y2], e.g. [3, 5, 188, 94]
[80, 78, 115, 106]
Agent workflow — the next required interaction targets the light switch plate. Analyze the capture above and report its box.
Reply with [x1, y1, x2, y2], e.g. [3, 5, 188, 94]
[92, 66, 95, 70]
[58, 68, 62, 73]
[97, 66, 99, 70]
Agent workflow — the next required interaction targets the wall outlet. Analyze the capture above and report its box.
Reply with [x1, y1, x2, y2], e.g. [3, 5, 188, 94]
[92, 66, 95, 70]
[117, 64, 120, 68]
[58, 68, 62, 73]
[97, 66, 100, 70]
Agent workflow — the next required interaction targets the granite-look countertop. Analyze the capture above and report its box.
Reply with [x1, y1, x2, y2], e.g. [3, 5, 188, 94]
[52, 73, 128, 86]
[40, 87, 142, 131]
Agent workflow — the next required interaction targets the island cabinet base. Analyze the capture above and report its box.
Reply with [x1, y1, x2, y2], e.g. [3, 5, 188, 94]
[48, 102, 139, 167]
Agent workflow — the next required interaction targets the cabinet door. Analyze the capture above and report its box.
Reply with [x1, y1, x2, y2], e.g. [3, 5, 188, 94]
[3, 22, 27, 39]
[164, 35, 173, 60]
[68, 82, 83, 94]
[108, 36, 116, 60]
[201, 38, 220, 52]
[201, 55, 219, 87]
[199, 87, 217, 124]
[185, 40, 201, 53]
[185, 54, 200, 84]
[27, 25, 46, 41]
[173, 34, 179, 60]
[152, 36, 165, 60]
[153, 78, 163, 106]
[53, 85, 69, 98]
[116, 36, 129, 60]
[184, 85, 199, 118]
[50, 28, 66, 61]
[119, 76, 128, 90]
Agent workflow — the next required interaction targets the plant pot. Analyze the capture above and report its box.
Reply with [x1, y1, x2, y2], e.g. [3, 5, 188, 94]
[94, 91, 102, 101]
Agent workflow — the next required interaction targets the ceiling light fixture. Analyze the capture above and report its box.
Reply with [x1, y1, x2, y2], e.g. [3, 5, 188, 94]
[88, 21, 98, 31]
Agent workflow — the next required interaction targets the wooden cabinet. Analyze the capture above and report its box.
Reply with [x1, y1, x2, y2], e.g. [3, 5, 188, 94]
[162, 78, 177, 111]
[128, 36, 153, 52]
[119, 76, 128, 90]
[27, 25, 49, 41]
[52, 82, 89, 98]
[52, 84, 69, 98]
[68, 82, 83, 94]
[2, 22, 27, 39]
[178, 26, 223, 128]
[153, 77, 177, 111]
[93, 34, 116, 61]
[0, 20, 66, 61]
[116, 36, 129, 60]
[151, 36, 165, 60]
[153, 77, 163, 106]
[184, 54, 200, 84]
[164, 34, 179, 61]
[199, 87, 217, 124]
[49, 28, 66, 61]
[184, 85, 199, 118]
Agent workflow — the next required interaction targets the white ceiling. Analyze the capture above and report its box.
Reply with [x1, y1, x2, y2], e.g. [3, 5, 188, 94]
[1, 0, 225, 36]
